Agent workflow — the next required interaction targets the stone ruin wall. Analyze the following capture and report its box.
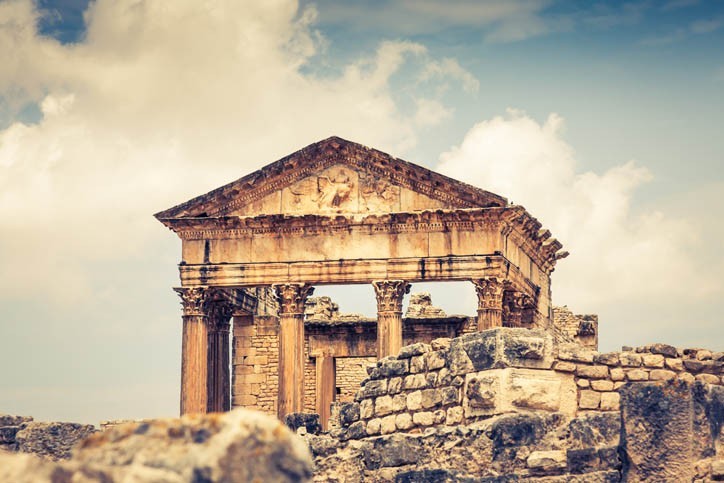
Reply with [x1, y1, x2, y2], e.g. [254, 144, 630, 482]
[304, 327, 723, 482]
[337, 329, 722, 437]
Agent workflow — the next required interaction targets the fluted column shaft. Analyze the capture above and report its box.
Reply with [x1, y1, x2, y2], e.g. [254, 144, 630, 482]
[373, 280, 411, 358]
[176, 287, 210, 416]
[207, 300, 233, 413]
[274, 283, 314, 419]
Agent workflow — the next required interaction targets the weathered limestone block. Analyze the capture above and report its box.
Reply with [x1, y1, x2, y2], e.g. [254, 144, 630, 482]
[339, 402, 360, 427]
[403, 373, 427, 390]
[626, 368, 649, 381]
[566, 412, 621, 449]
[358, 379, 387, 400]
[378, 358, 408, 378]
[527, 450, 567, 472]
[284, 413, 321, 435]
[619, 380, 694, 481]
[642, 353, 665, 368]
[449, 328, 554, 376]
[649, 369, 676, 381]
[388, 377, 403, 395]
[557, 343, 595, 363]
[421, 389, 442, 409]
[397, 342, 431, 359]
[412, 412, 434, 426]
[395, 413, 414, 430]
[590, 380, 614, 391]
[409, 355, 426, 373]
[650, 343, 678, 358]
[392, 394, 407, 412]
[407, 391, 423, 411]
[15, 421, 97, 460]
[380, 415, 397, 435]
[430, 338, 451, 351]
[360, 399, 374, 419]
[619, 352, 642, 367]
[599, 392, 620, 411]
[578, 390, 601, 410]
[576, 365, 609, 379]
[464, 368, 576, 417]
[375, 396, 393, 416]
[361, 434, 423, 470]
[424, 351, 447, 370]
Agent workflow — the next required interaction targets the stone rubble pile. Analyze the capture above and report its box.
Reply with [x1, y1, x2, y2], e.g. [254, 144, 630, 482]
[0, 408, 313, 482]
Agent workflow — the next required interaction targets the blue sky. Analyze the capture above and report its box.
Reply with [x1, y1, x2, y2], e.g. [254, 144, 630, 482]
[0, 0, 722, 423]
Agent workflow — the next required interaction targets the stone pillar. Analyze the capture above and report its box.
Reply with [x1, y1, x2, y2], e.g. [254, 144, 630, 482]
[315, 353, 336, 431]
[206, 298, 233, 413]
[175, 287, 210, 416]
[373, 280, 411, 358]
[274, 283, 314, 420]
[472, 277, 505, 331]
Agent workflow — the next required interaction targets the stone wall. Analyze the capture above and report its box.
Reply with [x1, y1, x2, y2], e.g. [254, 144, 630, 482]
[336, 357, 376, 404]
[232, 315, 279, 413]
[553, 305, 598, 349]
[304, 327, 723, 481]
[335, 329, 722, 439]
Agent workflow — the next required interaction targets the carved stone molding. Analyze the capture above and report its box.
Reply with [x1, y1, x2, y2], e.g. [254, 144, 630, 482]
[273, 283, 315, 315]
[372, 280, 411, 313]
[175, 287, 211, 317]
[472, 277, 505, 311]
[207, 299, 234, 332]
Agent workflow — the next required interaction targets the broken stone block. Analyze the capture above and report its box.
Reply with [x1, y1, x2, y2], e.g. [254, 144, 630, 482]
[362, 434, 422, 470]
[284, 413, 321, 436]
[619, 380, 695, 481]
[338, 402, 360, 427]
[527, 450, 566, 472]
[375, 396, 393, 416]
[397, 342, 432, 359]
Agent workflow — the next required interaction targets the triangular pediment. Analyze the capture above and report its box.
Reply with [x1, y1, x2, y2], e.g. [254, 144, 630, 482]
[155, 137, 507, 220]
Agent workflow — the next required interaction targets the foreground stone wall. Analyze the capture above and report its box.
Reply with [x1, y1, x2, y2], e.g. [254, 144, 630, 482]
[299, 327, 723, 481]
[307, 379, 723, 482]
[334, 328, 722, 439]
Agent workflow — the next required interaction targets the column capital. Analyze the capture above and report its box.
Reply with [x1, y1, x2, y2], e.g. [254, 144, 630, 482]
[372, 280, 411, 313]
[174, 287, 211, 317]
[471, 277, 505, 310]
[207, 298, 233, 333]
[273, 283, 315, 315]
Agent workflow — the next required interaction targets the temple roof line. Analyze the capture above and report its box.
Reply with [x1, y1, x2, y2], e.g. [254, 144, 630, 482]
[154, 136, 508, 220]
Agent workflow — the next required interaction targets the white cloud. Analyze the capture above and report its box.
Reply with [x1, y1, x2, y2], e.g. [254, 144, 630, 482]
[436, 110, 720, 312]
[0, 0, 475, 305]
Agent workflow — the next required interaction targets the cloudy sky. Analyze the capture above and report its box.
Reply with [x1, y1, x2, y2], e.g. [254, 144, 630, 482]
[0, 0, 722, 424]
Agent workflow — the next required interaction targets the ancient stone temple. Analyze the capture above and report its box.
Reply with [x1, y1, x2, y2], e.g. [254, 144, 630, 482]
[155, 137, 569, 425]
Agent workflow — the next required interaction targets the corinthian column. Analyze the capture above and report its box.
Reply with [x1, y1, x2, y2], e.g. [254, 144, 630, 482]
[273, 283, 314, 419]
[472, 277, 505, 331]
[206, 298, 233, 413]
[175, 287, 210, 416]
[373, 280, 411, 358]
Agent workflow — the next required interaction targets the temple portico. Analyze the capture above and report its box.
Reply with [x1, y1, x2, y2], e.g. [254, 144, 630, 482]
[157, 137, 568, 423]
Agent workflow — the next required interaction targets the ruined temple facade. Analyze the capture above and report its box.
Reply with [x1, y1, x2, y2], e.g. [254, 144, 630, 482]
[155, 137, 570, 425]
